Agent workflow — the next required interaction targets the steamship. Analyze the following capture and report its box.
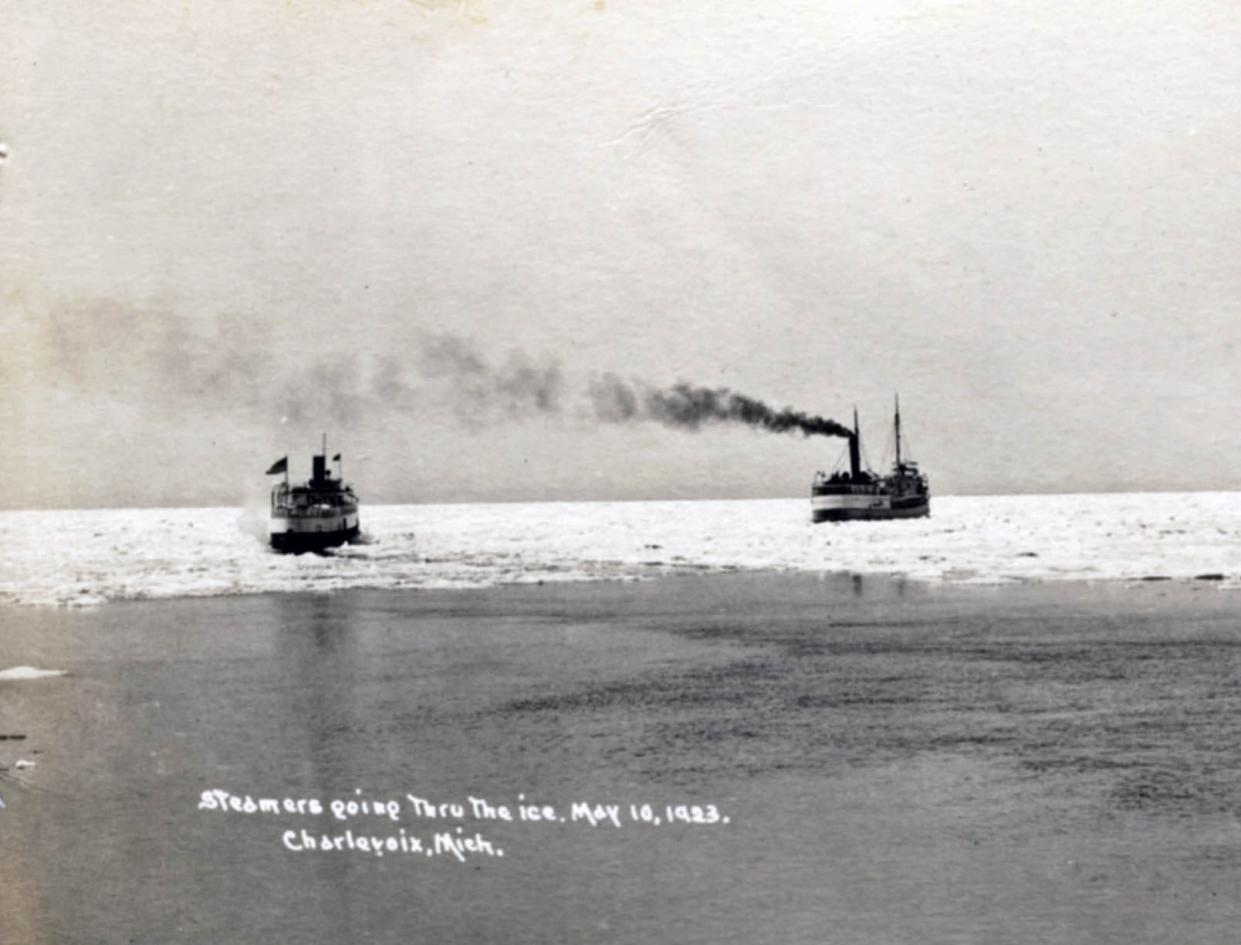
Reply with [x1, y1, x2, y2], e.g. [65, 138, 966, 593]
[267, 439, 361, 553]
[811, 399, 929, 522]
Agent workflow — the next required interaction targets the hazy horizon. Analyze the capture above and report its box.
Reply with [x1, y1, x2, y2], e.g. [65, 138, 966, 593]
[8, 483, 1241, 515]
[5, 1, 1239, 509]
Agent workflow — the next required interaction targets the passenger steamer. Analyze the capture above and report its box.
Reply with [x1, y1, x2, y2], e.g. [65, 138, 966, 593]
[811, 399, 929, 522]
[266, 439, 360, 553]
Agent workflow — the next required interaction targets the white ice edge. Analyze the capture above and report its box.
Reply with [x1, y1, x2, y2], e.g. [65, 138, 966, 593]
[0, 666, 68, 680]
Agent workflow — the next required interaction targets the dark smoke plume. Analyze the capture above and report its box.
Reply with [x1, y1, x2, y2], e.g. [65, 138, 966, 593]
[415, 332, 564, 423]
[18, 299, 843, 443]
[589, 373, 853, 439]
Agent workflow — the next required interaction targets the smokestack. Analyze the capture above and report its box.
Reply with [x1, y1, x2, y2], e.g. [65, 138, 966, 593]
[894, 393, 901, 468]
[312, 454, 327, 483]
[848, 407, 861, 478]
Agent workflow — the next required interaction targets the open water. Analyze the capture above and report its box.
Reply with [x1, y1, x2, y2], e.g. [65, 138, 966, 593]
[2, 574, 1241, 943]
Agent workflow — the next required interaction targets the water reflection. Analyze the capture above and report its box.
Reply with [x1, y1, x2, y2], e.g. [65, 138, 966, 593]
[273, 593, 364, 940]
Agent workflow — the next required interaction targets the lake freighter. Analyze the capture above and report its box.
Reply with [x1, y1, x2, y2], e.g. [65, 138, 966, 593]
[266, 438, 360, 553]
[811, 399, 929, 523]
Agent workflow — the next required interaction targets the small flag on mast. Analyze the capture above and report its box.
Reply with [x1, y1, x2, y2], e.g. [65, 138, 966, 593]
[332, 453, 341, 461]
[266, 457, 288, 475]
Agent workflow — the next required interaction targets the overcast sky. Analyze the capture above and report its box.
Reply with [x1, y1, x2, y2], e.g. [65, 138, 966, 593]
[3, 0, 1239, 508]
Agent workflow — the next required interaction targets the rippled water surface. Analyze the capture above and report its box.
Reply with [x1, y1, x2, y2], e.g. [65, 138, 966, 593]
[3, 574, 1240, 943]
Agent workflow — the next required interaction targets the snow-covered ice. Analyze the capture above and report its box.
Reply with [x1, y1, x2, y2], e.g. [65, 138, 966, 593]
[1, 493, 1238, 607]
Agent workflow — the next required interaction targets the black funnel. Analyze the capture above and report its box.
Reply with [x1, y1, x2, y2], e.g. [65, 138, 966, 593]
[848, 408, 861, 477]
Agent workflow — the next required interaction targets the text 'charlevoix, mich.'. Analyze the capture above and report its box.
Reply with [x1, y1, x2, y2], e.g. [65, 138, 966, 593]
[198, 788, 732, 863]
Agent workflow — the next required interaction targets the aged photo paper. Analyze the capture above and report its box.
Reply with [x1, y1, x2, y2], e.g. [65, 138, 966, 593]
[3, 3, 1240, 943]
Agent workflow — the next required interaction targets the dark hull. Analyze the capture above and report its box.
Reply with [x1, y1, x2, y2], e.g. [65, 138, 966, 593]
[270, 525, 361, 554]
[812, 502, 930, 523]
